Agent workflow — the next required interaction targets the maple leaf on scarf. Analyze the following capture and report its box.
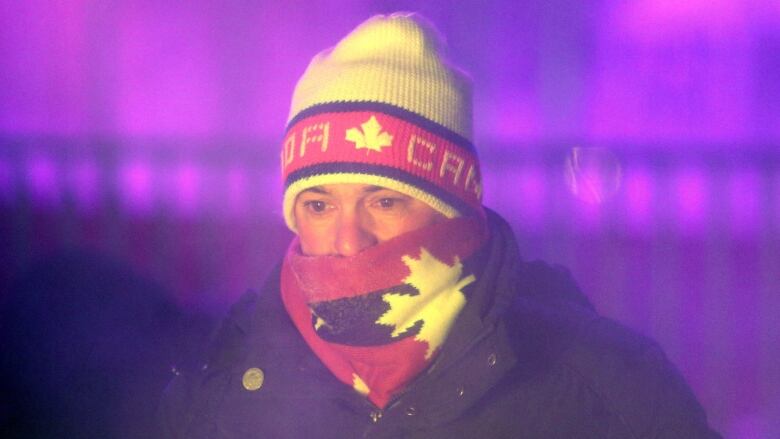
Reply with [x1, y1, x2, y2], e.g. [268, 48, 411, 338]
[376, 248, 475, 359]
[345, 115, 393, 152]
[352, 373, 370, 396]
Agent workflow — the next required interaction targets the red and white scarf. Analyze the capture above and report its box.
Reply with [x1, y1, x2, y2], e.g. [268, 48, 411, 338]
[281, 216, 488, 408]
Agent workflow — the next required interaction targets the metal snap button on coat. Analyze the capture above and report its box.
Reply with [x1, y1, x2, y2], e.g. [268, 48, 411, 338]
[487, 353, 497, 367]
[242, 367, 265, 391]
[405, 406, 417, 416]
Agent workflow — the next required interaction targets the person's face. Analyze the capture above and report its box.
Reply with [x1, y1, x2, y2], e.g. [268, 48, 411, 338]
[294, 183, 445, 256]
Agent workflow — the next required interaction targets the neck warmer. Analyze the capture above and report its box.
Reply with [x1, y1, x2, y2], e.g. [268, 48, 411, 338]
[281, 216, 488, 408]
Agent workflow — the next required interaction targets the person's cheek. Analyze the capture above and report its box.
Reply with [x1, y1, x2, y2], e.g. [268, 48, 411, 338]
[298, 219, 335, 256]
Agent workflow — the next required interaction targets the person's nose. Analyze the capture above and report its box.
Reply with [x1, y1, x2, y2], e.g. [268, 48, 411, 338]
[334, 209, 377, 256]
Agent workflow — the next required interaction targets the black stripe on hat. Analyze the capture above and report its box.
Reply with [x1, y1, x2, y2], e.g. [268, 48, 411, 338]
[284, 161, 480, 218]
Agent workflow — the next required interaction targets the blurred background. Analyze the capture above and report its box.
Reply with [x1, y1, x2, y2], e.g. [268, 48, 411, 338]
[1, 0, 779, 437]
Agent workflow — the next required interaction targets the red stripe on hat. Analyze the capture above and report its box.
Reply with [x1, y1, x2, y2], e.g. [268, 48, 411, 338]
[281, 111, 482, 209]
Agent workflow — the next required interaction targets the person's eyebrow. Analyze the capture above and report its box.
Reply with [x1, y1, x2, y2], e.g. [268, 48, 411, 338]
[301, 186, 329, 195]
[363, 185, 385, 193]
[363, 186, 410, 197]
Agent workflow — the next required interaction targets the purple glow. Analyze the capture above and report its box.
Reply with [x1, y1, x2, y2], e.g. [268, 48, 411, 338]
[119, 160, 154, 215]
[116, 5, 218, 137]
[611, 0, 749, 41]
[728, 171, 761, 234]
[673, 168, 708, 232]
[0, 158, 14, 205]
[67, 160, 100, 213]
[485, 95, 541, 141]
[1, 1, 776, 143]
[173, 163, 201, 216]
[26, 156, 60, 209]
[574, 195, 603, 230]
[564, 148, 622, 205]
[226, 167, 249, 217]
[588, 45, 751, 142]
[0, 1, 89, 135]
[727, 410, 773, 439]
[480, 171, 499, 212]
[515, 167, 546, 226]
[622, 168, 654, 228]
[481, 168, 522, 220]
[589, 0, 755, 143]
[775, 173, 780, 232]
[258, 168, 283, 215]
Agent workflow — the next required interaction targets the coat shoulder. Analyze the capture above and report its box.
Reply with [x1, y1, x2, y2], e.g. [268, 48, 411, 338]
[508, 260, 720, 438]
[559, 316, 718, 438]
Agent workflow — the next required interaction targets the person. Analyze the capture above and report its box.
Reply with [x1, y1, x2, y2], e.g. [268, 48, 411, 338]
[159, 13, 720, 438]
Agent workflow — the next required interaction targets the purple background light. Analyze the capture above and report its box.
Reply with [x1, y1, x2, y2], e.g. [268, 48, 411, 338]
[515, 166, 546, 228]
[0, 158, 14, 206]
[673, 168, 708, 232]
[2, 1, 779, 436]
[67, 159, 100, 213]
[728, 170, 762, 235]
[225, 166, 250, 218]
[117, 5, 220, 137]
[26, 156, 60, 209]
[622, 167, 654, 230]
[119, 160, 154, 215]
[171, 163, 201, 217]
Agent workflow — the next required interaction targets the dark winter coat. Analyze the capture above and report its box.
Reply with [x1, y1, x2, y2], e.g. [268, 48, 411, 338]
[159, 211, 720, 438]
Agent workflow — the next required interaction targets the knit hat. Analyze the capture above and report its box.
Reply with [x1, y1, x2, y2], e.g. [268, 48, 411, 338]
[281, 12, 483, 231]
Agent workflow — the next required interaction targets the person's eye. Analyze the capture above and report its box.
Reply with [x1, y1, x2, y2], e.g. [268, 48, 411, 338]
[377, 198, 396, 209]
[303, 200, 330, 214]
[372, 197, 406, 211]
